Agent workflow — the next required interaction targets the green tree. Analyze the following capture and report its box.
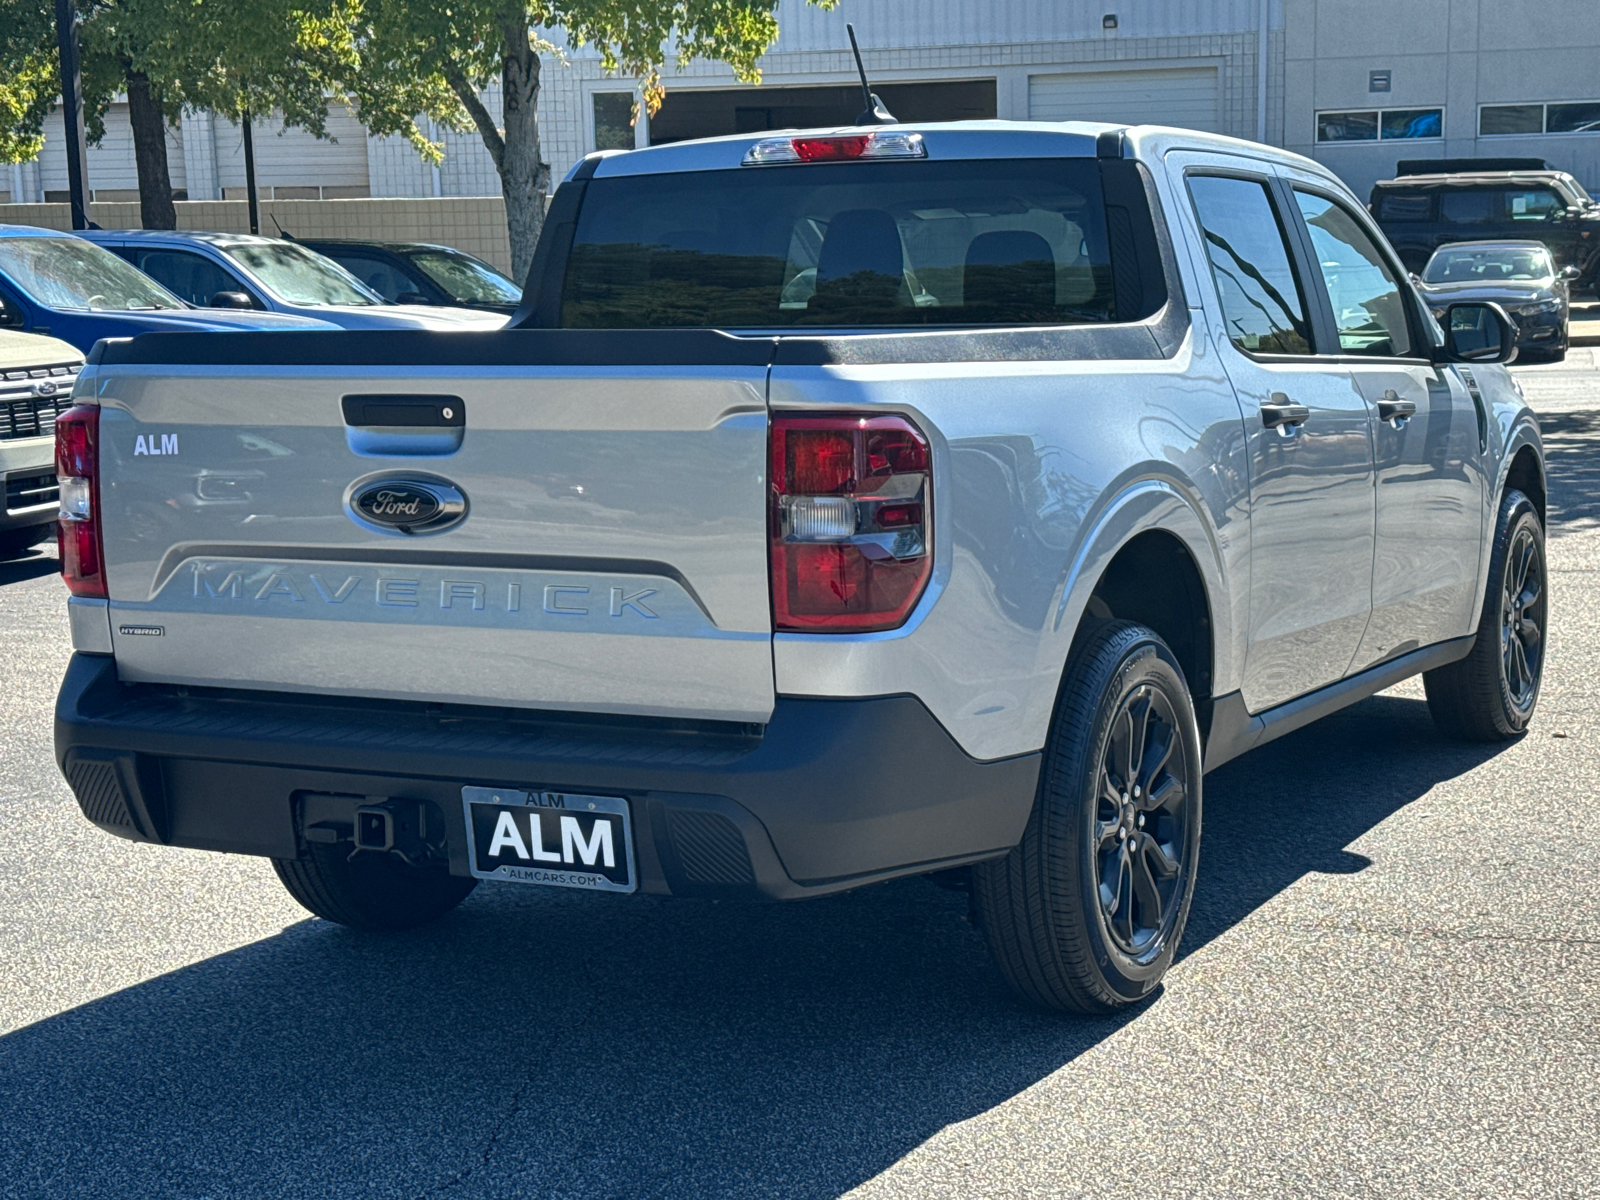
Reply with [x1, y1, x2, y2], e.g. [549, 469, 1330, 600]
[0, 3, 66, 168]
[0, 0, 356, 228]
[344, 0, 839, 283]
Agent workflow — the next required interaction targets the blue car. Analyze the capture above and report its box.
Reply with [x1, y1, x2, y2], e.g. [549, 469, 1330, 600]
[0, 225, 336, 353]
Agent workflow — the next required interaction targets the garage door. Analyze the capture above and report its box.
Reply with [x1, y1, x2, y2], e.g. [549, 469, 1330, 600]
[1028, 67, 1221, 133]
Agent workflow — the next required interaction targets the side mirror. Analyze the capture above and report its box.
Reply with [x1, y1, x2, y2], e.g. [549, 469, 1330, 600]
[0, 296, 23, 328]
[1559, 265, 1582, 282]
[208, 290, 255, 309]
[1439, 301, 1518, 365]
[1408, 272, 1423, 286]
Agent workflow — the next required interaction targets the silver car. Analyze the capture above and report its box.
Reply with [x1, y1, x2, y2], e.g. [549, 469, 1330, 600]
[77, 230, 507, 331]
[52, 121, 1544, 1014]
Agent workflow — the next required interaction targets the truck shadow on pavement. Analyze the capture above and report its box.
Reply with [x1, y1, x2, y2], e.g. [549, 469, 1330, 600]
[0, 692, 1508, 1199]
[1534, 407, 1600, 535]
[0, 548, 59, 587]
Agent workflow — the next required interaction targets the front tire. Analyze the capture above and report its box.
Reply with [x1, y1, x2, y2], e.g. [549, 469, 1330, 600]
[1424, 488, 1547, 740]
[272, 844, 477, 931]
[975, 622, 1203, 1014]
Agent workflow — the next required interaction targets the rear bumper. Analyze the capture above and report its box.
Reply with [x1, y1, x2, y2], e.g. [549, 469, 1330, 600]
[54, 653, 1039, 900]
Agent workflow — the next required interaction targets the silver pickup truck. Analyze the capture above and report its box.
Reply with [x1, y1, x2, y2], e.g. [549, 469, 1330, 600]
[53, 122, 1546, 1014]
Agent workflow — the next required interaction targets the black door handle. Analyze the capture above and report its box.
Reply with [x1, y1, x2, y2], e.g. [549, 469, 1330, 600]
[1260, 393, 1311, 429]
[1377, 392, 1417, 423]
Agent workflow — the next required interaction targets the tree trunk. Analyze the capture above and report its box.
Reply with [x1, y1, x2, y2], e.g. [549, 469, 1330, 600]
[124, 69, 176, 230]
[444, 14, 551, 286]
[497, 12, 549, 285]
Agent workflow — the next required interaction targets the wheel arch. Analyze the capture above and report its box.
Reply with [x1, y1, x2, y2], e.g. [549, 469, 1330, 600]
[1502, 436, 1546, 525]
[1051, 478, 1231, 734]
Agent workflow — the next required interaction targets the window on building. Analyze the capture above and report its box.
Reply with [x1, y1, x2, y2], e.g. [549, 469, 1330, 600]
[593, 93, 635, 152]
[1317, 111, 1379, 142]
[1380, 109, 1442, 139]
[1548, 102, 1600, 134]
[1317, 108, 1442, 142]
[1480, 101, 1600, 136]
[1186, 175, 1313, 356]
[1479, 104, 1543, 136]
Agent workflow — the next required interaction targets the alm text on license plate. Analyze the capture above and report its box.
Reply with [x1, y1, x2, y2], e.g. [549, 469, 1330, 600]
[462, 786, 636, 894]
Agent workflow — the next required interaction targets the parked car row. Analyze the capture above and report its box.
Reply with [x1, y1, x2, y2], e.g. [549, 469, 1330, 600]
[1370, 165, 1600, 288]
[0, 222, 525, 562]
[0, 224, 521, 356]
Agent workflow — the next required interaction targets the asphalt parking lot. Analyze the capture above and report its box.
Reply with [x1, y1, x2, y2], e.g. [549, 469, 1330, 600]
[2, 354, 1598, 1200]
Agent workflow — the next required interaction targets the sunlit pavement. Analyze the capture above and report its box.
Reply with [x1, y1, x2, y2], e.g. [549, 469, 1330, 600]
[1, 354, 1597, 1198]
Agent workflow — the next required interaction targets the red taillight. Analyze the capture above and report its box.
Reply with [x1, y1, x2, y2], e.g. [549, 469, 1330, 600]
[770, 414, 932, 633]
[741, 132, 928, 166]
[792, 136, 871, 162]
[55, 404, 106, 599]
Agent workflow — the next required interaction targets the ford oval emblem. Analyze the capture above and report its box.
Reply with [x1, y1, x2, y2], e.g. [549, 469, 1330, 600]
[350, 479, 467, 535]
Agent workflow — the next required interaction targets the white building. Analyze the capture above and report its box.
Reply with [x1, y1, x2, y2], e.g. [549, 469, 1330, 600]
[4, 0, 1597, 209]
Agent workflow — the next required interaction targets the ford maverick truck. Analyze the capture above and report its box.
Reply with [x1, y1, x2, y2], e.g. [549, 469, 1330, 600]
[52, 122, 1546, 1013]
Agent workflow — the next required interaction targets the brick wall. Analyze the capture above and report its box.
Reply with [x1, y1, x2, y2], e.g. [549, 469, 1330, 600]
[0, 197, 513, 274]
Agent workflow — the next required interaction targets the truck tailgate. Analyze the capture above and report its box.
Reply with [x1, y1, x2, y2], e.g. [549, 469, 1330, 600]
[93, 345, 774, 723]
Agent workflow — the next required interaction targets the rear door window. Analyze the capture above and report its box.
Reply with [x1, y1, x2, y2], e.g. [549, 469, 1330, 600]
[1438, 189, 1497, 225]
[1376, 190, 1433, 221]
[558, 159, 1116, 328]
[1186, 174, 1313, 355]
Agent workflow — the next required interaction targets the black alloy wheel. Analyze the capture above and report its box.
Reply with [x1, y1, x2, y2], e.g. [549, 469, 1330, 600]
[1500, 520, 1546, 713]
[975, 620, 1203, 1014]
[1094, 684, 1192, 959]
[1425, 488, 1547, 740]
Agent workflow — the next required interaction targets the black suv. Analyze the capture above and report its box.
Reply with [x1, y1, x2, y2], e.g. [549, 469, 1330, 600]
[1370, 169, 1600, 287]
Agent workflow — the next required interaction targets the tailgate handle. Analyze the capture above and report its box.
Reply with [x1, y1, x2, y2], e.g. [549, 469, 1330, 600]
[341, 394, 465, 457]
[341, 394, 464, 428]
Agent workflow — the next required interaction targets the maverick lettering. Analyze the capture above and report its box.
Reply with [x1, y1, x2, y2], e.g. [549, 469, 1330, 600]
[187, 563, 660, 619]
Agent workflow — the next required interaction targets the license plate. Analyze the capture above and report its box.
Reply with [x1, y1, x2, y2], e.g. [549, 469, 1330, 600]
[462, 786, 636, 894]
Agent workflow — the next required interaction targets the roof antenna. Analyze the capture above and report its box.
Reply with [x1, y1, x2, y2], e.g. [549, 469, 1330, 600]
[269, 214, 293, 240]
[846, 24, 897, 126]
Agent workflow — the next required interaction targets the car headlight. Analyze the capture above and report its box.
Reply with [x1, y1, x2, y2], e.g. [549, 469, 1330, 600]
[1515, 298, 1561, 316]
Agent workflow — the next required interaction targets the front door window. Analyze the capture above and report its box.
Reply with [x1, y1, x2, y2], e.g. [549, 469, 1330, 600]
[1293, 192, 1413, 358]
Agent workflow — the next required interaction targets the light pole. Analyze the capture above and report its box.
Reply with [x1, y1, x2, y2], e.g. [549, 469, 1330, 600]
[53, 0, 91, 229]
[241, 111, 260, 235]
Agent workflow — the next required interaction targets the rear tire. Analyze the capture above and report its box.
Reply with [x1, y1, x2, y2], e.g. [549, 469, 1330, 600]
[272, 844, 477, 931]
[1424, 488, 1547, 740]
[975, 621, 1203, 1014]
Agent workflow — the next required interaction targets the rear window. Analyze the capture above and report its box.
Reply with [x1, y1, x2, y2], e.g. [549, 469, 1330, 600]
[558, 159, 1116, 329]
